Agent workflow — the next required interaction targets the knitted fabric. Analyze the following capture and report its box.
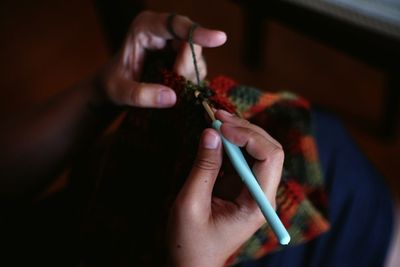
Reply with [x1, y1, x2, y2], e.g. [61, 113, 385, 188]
[76, 50, 329, 266]
[161, 71, 330, 265]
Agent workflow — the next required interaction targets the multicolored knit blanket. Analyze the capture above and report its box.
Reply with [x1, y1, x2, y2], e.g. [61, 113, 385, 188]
[160, 71, 330, 265]
[77, 51, 329, 266]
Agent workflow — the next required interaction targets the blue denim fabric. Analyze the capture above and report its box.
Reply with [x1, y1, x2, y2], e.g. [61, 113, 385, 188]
[239, 109, 395, 267]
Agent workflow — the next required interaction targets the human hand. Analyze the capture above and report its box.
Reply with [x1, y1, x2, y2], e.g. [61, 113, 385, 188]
[98, 11, 227, 108]
[168, 110, 284, 267]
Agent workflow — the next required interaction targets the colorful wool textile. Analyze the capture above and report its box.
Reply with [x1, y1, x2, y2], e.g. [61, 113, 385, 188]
[78, 60, 329, 266]
[160, 71, 330, 264]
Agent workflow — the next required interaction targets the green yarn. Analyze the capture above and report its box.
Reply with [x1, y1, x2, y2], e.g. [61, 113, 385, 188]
[188, 23, 201, 86]
[229, 85, 262, 112]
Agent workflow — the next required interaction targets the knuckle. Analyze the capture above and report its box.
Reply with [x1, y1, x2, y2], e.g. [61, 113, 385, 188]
[238, 118, 251, 127]
[174, 196, 200, 219]
[133, 11, 153, 25]
[246, 128, 259, 143]
[269, 145, 285, 164]
[276, 142, 283, 150]
[140, 10, 154, 17]
[131, 11, 155, 35]
[129, 84, 142, 106]
[242, 119, 251, 125]
[194, 157, 219, 171]
[184, 201, 201, 217]
[180, 15, 191, 23]
[247, 128, 258, 138]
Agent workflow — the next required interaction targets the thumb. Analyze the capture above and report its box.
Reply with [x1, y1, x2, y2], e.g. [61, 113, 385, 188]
[110, 77, 177, 108]
[177, 129, 222, 214]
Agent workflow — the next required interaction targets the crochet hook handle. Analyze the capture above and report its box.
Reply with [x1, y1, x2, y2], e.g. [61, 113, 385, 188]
[212, 119, 290, 245]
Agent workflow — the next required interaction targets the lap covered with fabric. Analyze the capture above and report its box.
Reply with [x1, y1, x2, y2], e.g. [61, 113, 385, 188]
[73, 51, 394, 266]
[239, 109, 395, 267]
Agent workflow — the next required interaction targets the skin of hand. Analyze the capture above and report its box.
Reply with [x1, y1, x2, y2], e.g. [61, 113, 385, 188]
[168, 110, 284, 267]
[97, 11, 227, 108]
[0, 10, 226, 199]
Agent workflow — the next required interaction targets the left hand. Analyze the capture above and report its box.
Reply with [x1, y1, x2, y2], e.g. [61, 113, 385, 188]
[98, 11, 227, 108]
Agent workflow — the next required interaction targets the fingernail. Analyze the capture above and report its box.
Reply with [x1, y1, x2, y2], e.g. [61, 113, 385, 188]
[202, 130, 220, 149]
[216, 31, 227, 42]
[158, 89, 176, 106]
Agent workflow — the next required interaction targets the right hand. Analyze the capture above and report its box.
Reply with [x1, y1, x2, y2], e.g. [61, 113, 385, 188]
[168, 110, 284, 267]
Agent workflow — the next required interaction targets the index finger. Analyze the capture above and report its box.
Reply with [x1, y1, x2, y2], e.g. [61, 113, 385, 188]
[133, 11, 227, 47]
[220, 123, 283, 195]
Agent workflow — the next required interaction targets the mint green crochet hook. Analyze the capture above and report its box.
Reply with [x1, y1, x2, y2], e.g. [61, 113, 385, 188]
[212, 119, 290, 245]
[194, 90, 290, 244]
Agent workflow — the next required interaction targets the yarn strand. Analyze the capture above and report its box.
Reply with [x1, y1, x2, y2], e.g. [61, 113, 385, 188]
[188, 23, 201, 86]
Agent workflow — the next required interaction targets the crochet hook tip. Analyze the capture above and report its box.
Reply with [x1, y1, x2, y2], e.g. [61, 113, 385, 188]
[194, 90, 216, 121]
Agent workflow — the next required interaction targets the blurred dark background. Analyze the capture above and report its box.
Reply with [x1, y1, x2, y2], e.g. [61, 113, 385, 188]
[0, 0, 398, 198]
